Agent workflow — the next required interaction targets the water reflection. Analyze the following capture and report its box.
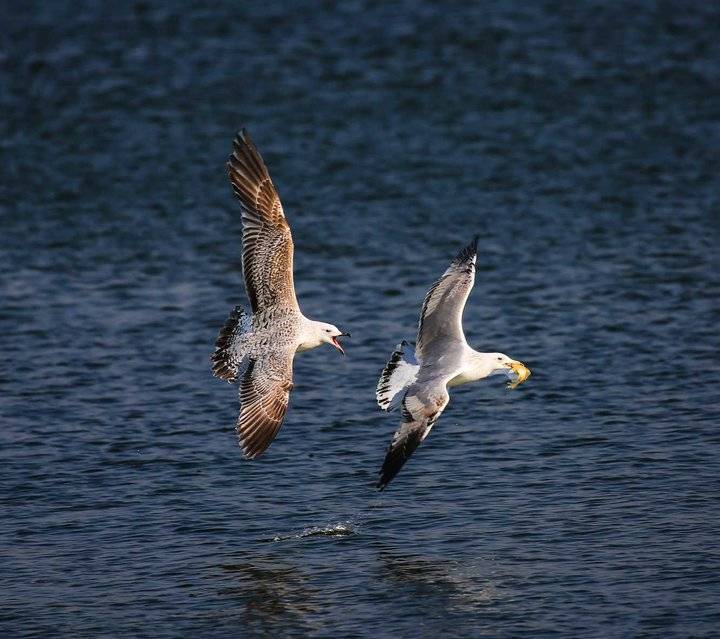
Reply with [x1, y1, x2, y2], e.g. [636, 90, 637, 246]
[378, 551, 498, 612]
[215, 555, 323, 634]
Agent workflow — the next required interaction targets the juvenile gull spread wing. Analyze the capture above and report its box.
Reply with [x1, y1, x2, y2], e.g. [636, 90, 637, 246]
[227, 130, 299, 313]
[415, 236, 478, 359]
[237, 349, 295, 459]
[213, 129, 349, 459]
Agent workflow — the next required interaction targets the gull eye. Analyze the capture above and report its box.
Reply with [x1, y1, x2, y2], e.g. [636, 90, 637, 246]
[497, 357, 502, 361]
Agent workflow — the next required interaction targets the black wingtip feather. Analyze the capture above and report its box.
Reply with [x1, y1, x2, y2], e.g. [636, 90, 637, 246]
[376, 424, 425, 491]
[235, 126, 251, 146]
[226, 127, 277, 214]
[453, 235, 479, 265]
[228, 127, 264, 173]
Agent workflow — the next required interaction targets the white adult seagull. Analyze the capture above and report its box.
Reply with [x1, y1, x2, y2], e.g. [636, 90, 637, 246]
[212, 129, 349, 458]
[375, 237, 531, 490]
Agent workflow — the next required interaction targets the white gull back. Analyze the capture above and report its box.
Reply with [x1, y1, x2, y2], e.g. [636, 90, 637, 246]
[375, 237, 531, 490]
[212, 129, 348, 459]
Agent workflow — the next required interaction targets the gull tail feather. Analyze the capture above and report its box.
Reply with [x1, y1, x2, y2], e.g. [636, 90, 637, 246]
[376, 341, 419, 411]
[211, 305, 253, 382]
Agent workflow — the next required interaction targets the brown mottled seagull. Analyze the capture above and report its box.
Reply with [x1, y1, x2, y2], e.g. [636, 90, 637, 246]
[212, 129, 349, 458]
[375, 238, 531, 490]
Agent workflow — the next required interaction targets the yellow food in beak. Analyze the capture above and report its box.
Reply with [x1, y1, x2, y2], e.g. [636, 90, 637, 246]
[507, 361, 531, 389]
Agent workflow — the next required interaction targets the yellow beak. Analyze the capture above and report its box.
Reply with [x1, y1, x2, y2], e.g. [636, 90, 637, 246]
[507, 361, 531, 389]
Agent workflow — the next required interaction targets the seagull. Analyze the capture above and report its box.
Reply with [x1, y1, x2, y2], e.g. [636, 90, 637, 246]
[375, 237, 531, 490]
[211, 129, 349, 458]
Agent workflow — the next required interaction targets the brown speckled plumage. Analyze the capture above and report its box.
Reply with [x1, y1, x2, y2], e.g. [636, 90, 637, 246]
[212, 130, 314, 458]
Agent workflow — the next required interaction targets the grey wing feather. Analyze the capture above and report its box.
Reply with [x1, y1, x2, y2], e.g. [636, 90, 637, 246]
[227, 129, 299, 313]
[415, 237, 478, 359]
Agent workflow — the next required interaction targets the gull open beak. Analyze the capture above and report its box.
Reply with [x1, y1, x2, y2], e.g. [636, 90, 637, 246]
[331, 333, 350, 355]
[506, 360, 531, 389]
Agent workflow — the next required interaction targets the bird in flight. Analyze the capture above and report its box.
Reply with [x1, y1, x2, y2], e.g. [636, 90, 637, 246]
[212, 129, 349, 458]
[375, 237, 531, 489]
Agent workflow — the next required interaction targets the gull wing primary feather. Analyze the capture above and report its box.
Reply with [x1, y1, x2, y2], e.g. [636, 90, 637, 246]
[212, 128, 349, 458]
[376, 237, 531, 490]
[227, 129, 299, 314]
[416, 235, 477, 359]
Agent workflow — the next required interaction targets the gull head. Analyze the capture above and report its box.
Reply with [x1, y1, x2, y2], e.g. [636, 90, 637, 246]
[316, 322, 350, 355]
[489, 353, 531, 389]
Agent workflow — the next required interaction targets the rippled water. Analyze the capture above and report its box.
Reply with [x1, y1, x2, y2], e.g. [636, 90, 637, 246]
[2, 1, 719, 636]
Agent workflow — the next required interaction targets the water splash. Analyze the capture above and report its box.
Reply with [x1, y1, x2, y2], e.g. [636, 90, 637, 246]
[265, 496, 385, 542]
[267, 520, 358, 542]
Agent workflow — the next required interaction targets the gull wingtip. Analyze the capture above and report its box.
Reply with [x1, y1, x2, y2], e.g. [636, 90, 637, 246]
[453, 235, 479, 264]
[231, 126, 252, 150]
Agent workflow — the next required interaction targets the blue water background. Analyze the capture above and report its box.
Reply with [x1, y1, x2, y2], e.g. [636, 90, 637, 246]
[1, 1, 719, 636]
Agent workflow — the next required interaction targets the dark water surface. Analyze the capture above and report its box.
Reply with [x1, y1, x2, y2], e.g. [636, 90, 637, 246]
[2, 1, 720, 636]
